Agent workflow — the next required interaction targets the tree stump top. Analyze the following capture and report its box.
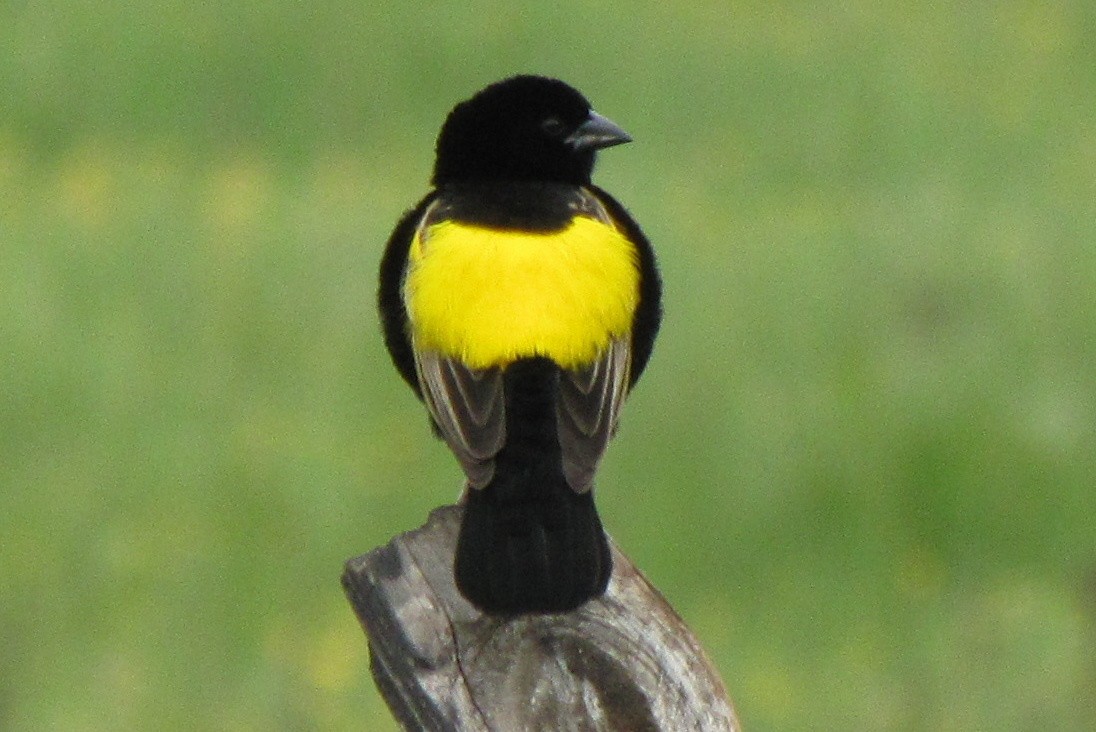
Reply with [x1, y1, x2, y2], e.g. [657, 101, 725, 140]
[343, 505, 738, 731]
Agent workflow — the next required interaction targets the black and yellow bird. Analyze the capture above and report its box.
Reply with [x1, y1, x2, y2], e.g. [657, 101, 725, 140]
[378, 75, 661, 614]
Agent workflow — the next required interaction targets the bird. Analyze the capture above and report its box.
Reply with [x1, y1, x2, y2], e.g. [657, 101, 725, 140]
[378, 75, 661, 614]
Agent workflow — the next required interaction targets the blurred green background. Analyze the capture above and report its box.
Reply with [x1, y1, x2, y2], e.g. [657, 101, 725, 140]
[3, 1, 1096, 729]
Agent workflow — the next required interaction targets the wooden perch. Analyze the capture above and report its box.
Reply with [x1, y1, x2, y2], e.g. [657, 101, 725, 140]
[342, 504, 738, 731]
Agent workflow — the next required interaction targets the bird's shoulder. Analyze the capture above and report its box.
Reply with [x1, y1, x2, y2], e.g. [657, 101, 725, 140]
[423, 182, 616, 232]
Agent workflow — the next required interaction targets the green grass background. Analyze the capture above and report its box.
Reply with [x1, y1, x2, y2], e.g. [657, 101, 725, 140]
[4, 1, 1096, 729]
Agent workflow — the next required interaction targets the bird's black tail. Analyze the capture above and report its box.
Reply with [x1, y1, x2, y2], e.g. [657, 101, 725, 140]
[453, 358, 612, 614]
[455, 475, 611, 614]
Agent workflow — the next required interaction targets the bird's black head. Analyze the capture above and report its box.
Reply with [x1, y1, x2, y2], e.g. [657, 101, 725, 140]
[431, 75, 632, 186]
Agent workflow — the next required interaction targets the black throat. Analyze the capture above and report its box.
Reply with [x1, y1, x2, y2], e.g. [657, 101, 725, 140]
[432, 181, 586, 232]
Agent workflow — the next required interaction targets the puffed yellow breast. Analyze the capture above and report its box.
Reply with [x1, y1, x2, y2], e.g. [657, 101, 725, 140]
[404, 216, 639, 370]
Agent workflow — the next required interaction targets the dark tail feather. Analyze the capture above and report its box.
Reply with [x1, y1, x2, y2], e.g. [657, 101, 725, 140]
[455, 480, 611, 614]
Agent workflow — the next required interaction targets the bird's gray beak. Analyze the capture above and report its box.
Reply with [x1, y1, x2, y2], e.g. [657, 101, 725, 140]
[565, 111, 633, 151]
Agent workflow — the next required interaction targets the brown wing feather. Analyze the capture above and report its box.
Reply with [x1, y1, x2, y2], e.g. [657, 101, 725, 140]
[414, 347, 505, 489]
[557, 338, 631, 493]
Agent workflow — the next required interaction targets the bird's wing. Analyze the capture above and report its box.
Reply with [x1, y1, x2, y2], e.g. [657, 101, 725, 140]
[557, 337, 631, 494]
[586, 185, 662, 389]
[414, 346, 505, 489]
[377, 193, 439, 397]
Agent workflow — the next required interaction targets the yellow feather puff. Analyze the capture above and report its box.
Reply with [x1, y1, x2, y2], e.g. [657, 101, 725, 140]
[405, 217, 639, 370]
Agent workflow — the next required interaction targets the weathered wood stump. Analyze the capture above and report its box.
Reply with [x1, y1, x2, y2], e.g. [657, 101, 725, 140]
[342, 504, 738, 731]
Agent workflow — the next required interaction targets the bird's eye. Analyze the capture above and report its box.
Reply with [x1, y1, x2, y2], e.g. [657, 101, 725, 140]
[541, 117, 566, 137]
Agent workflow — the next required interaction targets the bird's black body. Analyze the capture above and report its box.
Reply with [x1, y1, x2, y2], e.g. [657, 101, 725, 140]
[455, 357, 613, 612]
[378, 76, 661, 614]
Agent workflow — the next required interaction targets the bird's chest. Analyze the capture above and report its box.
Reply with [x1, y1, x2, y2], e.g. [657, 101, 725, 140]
[404, 218, 639, 369]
